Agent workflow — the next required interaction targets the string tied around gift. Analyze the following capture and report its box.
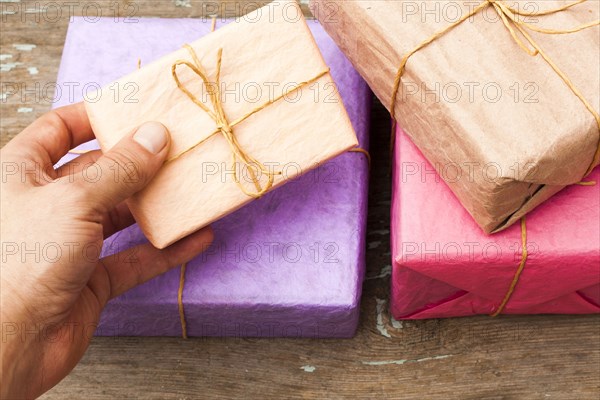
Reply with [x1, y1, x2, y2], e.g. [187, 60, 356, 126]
[387, 0, 600, 316]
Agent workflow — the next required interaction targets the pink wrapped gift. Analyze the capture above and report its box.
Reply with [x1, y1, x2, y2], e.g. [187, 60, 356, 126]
[391, 126, 600, 318]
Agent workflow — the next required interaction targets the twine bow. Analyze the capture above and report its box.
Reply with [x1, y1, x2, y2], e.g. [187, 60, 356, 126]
[170, 45, 330, 199]
[388, 0, 599, 316]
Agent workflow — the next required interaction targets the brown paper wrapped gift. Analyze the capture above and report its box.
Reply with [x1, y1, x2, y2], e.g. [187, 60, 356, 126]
[85, 0, 358, 249]
[311, 0, 599, 233]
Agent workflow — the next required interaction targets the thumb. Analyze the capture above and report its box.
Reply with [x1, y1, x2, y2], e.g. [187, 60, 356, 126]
[77, 121, 171, 212]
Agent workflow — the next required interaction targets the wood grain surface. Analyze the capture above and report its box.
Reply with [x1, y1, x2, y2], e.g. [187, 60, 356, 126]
[1, 1, 599, 399]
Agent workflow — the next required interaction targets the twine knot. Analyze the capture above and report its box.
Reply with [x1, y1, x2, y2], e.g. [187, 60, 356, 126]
[168, 44, 331, 199]
[170, 45, 277, 198]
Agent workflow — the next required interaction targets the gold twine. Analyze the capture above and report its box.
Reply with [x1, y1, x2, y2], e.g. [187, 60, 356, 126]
[168, 45, 330, 198]
[177, 263, 188, 339]
[576, 180, 597, 186]
[176, 17, 220, 339]
[349, 147, 372, 170]
[387, 0, 599, 316]
[490, 217, 528, 317]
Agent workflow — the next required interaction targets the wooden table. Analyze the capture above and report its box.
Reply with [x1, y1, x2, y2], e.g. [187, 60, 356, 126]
[1, 1, 598, 398]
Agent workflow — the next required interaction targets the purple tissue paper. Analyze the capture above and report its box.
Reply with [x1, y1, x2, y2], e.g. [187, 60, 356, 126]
[54, 17, 371, 337]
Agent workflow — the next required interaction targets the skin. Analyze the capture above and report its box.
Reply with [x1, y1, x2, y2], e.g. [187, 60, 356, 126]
[0, 103, 213, 398]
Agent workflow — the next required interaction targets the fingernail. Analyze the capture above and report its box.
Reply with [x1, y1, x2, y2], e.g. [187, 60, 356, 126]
[134, 122, 169, 154]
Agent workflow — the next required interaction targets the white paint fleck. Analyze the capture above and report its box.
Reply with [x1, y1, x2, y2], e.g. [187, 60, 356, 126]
[391, 317, 403, 329]
[375, 298, 391, 338]
[300, 365, 316, 373]
[371, 229, 390, 236]
[1, 10, 16, 15]
[0, 93, 9, 101]
[365, 265, 391, 281]
[362, 355, 453, 366]
[18, 107, 33, 113]
[368, 241, 381, 249]
[174, 0, 191, 7]
[13, 44, 36, 51]
[0, 54, 12, 61]
[0, 62, 22, 72]
[0, 0, 22, 3]
[27, 66, 39, 75]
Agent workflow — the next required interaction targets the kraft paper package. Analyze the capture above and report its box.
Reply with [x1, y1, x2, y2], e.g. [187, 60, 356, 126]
[311, 0, 600, 233]
[85, 0, 359, 249]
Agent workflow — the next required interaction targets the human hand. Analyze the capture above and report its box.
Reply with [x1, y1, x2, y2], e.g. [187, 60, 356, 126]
[0, 103, 213, 399]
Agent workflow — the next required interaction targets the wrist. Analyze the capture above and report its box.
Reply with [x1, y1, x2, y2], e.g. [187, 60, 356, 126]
[1, 323, 29, 399]
[1, 298, 39, 398]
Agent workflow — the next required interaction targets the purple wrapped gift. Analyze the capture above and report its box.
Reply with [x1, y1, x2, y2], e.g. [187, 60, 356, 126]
[54, 17, 371, 337]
